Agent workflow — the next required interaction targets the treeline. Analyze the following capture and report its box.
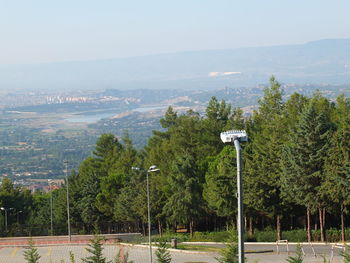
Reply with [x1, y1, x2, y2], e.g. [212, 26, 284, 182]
[1, 77, 349, 242]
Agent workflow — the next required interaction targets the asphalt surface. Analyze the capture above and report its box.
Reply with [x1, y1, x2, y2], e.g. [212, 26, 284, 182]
[0, 242, 346, 263]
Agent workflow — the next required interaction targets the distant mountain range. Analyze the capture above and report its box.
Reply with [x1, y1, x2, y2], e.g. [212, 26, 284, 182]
[1, 39, 350, 91]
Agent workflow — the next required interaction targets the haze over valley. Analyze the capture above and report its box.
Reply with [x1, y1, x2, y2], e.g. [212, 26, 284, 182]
[1, 39, 350, 91]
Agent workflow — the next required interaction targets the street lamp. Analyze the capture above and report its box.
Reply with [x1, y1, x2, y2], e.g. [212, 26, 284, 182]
[220, 130, 248, 263]
[64, 160, 71, 242]
[0, 207, 14, 232]
[48, 179, 53, 236]
[132, 165, 160, 263]
[16, 210, 23, 224]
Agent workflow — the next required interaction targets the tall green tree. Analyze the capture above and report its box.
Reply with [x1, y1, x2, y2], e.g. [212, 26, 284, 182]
[203, 146, 237, 223]
[323, 95, 350, 241]
[163, 112, 204, 235]
[281, 99, 332, 242]
[245, 76, 287, 240]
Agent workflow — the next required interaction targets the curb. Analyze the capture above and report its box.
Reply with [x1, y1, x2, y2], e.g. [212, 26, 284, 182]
[119, 243, 216, 255]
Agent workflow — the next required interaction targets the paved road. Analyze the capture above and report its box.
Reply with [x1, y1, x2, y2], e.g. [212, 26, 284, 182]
[0, 243, 345, 263]
[0, 244, 217, 263]
[184, 242, 346, 256]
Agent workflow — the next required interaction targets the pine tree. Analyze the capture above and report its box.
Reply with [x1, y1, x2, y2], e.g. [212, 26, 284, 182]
[163, 151, 202, 236]
[69, 251, 76, 263]
[281, 100, 332, 242]
[286, 244, 304, 263]
[162, 112, 204, 236]
[113, 248, 133, 263]
[341, 245, 350, 263]
[155, 241, 172, 263]
[323, 98, 350, 241]
[82, 236, 110, 263]
[215, 229, 239, 263]
[23, 240, 41, 263]
[203, 146, 237, 219]
[245, 76, 287, 240]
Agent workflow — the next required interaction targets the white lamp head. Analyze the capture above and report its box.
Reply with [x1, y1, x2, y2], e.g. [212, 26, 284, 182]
[220, 130, 248, 143]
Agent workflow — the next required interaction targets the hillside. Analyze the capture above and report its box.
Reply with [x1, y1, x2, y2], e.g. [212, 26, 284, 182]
[1, 39, 350, 91]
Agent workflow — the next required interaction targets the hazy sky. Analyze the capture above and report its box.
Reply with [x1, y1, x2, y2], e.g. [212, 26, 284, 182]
[1, 0, 350, 64]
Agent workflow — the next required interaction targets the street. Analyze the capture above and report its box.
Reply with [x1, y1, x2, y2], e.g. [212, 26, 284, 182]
[0, 242, 346, 263]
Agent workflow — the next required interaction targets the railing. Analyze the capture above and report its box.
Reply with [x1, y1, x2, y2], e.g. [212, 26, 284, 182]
[331, 243, 345, 262]
[276, 240, 289, 254]
[301, 242, 316, 258]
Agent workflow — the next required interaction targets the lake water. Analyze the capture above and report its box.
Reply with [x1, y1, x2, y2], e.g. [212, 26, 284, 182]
[65, 106, 167, 123]
[132, 105, 167, 112]
[65, 112, 116, 123]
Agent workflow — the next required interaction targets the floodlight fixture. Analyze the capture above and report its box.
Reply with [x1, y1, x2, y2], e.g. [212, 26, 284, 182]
[220, 130, 248, 143]
[148, 165, 160, 173]
[220, 129, 248, 263]
[131, 165, 160, 263]
[63, 160, 71, 242]
[0, 207, 13, 231]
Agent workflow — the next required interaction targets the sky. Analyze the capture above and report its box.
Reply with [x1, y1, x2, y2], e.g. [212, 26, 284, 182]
[0, 0, 350, 64]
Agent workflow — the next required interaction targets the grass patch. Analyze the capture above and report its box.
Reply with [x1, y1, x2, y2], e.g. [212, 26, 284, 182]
[175, 244, 221, 252]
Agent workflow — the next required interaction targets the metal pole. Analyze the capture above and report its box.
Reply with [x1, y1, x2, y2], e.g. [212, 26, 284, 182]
[234, 139, 244, 263]
[4, 209, 7, 232]
[64, 160, 71, 242]
[49, 181, 53, 235]
[146, 171, 152, 263]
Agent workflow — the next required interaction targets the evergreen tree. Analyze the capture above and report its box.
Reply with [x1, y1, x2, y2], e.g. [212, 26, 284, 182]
[201, 97, 231, 156]
[281, 100, 332, 242]
[23, 240, 41, 263]
[162, 112, 204, 236]
[215, 229, 239, 263]
[82, 236, 110, 263]
[245, 76, 287, 240]
[163, 151, 202, 236]
[341, 245, 350, 263]
[323, 96, 350, 241]
[286, 244, 303, 263]
[203, 146, 237, 220]
[155, 241, 172, 263]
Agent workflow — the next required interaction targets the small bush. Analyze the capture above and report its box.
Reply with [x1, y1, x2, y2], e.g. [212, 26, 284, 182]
[113, 248, 133, 263]
[82, 235, 109, 263]
[155, 241, 172, 263]
[286, 244, 303, 263]
[191, 231, 230, 242]
[254, 230, 276, 242]
[215, 229, 239, 263]
[340, 245, 350, 263]
[283, 230, 307, 243]
[23, 240, 41, 263]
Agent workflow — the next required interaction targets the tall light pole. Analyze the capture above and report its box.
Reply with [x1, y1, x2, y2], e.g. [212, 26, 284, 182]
[132, 165, 160, 263]
[48, 179, 53, 235]
[16, 210, 23, 224]
[1, 207, 13, 232]
[220, 130, 248, 263]
[64, 160, 71, 242]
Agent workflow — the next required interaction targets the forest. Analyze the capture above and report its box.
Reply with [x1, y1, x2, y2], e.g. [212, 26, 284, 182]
[1, 77, 349, 243]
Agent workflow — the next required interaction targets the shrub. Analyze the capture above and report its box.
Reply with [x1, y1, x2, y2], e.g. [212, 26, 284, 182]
[340, 245, 350, 263]
[155, 241, 172, 263]
[286, 244, 303, 263]
[23, 240, 41, 263]
[215, 229, 239, 263]
[82, 235, 109, 263]
[69, 251, 76, 263]
[283, 230, 307, 243]
[254, 230, 276, 242]
[113, 248, 133, 263]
